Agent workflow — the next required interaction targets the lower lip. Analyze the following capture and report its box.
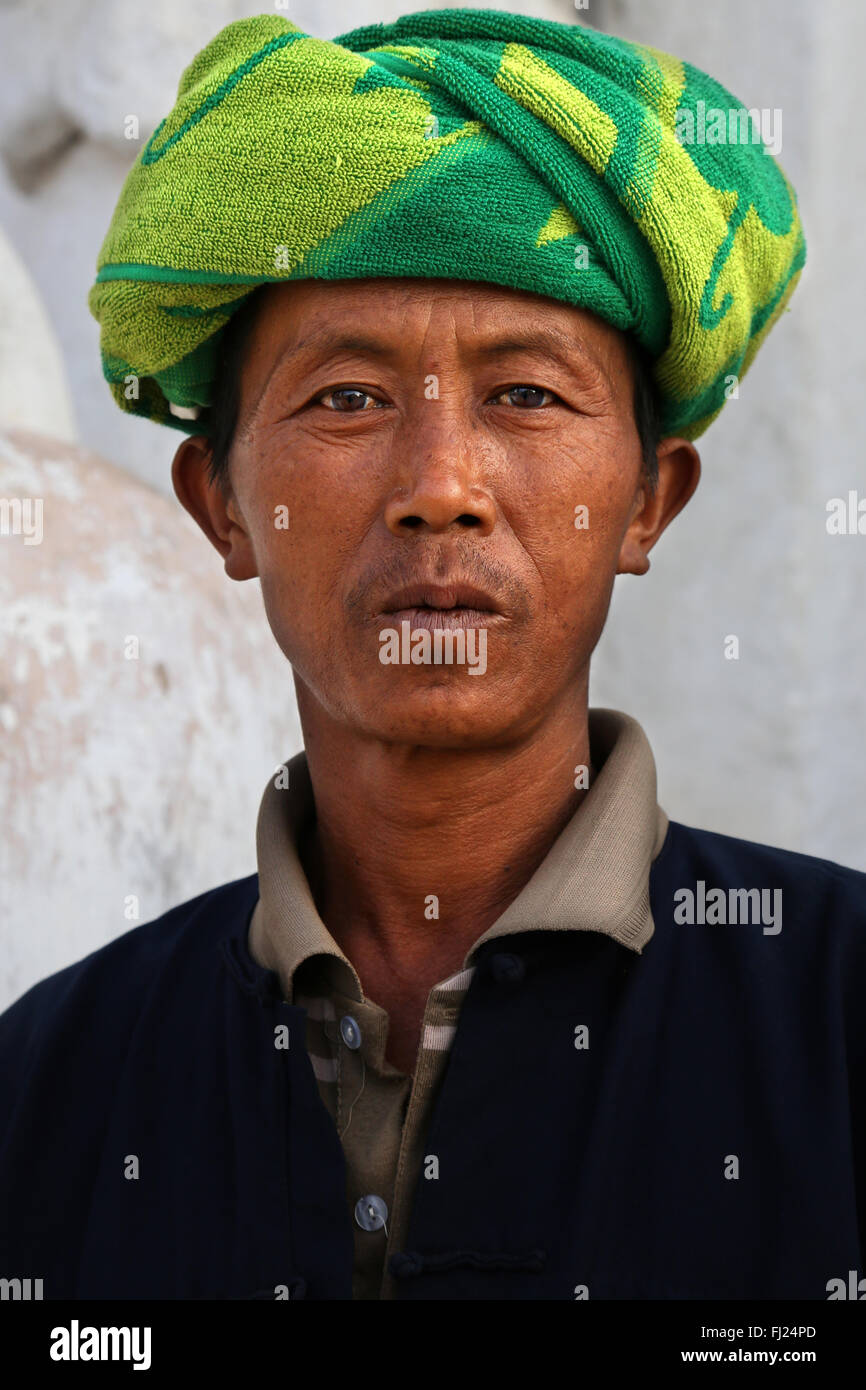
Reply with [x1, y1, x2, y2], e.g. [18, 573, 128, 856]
[382, 607, 501, 631]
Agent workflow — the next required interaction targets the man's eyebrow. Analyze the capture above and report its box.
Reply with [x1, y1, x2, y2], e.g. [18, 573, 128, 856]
[464, 329, 608, 376]
[295, 332, 403, 359]
[245, 331, 402, 428]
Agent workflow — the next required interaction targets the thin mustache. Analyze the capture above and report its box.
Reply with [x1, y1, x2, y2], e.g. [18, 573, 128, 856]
[345, 551, 527, 620]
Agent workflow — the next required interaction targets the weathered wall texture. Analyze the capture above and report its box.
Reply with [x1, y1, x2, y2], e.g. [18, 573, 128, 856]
[0, 428, 300, 1009]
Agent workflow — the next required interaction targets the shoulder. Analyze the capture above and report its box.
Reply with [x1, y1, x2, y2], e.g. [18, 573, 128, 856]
[0, 873, 259, 1065]
[658, 817, 866, 892]
[654, 819, 866, 940]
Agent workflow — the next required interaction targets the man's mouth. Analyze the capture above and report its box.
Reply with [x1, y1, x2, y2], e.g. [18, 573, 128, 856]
[385, 606, 497, 631]
[378, 582, 505, 630]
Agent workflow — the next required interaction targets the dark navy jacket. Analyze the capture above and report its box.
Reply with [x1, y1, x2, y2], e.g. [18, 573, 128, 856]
[1, 819, 865, 1300]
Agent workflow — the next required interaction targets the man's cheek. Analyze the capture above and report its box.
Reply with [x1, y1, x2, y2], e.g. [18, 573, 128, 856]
[548, 508, 622, 584]
[561, 527, 624, 629]
[258, 546, 334, 643]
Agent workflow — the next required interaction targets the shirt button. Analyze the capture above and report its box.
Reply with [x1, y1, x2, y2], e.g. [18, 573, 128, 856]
[490, 952, 525, 985]
[340, 1014, 361, 1049]
[355, 1194, 388, 1231]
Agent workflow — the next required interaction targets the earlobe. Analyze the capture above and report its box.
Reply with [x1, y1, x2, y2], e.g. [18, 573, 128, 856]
[616, 539, 651, 577]
[170, 436, 259, 580]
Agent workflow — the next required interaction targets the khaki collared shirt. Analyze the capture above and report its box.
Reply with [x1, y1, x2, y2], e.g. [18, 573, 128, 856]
[248, 707, 669, 1299]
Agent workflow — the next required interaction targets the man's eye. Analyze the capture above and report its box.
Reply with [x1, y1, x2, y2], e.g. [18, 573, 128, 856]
[316, 387, 382, 412]
[492, 385, 556, 408]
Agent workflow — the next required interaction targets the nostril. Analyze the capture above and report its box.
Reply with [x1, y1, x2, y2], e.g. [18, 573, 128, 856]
[393, 512, 485, 531]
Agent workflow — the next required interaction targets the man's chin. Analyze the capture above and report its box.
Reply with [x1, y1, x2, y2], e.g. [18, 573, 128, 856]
[357, 683, 534, 751]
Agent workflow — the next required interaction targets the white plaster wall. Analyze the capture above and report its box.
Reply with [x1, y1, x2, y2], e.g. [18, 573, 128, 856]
[0, 428, 301, 1010]
[0, 233, 76, 443]
[0, 0, 862, 1009]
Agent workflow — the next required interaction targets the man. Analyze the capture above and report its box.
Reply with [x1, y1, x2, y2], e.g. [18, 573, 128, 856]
[2, 8, 863, 1303]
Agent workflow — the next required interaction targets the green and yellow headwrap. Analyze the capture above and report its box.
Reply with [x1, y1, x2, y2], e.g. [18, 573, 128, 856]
[88, 7, 805, 442]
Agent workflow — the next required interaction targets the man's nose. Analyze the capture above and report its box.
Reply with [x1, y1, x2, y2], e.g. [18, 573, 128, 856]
[383, 435, 497, 536]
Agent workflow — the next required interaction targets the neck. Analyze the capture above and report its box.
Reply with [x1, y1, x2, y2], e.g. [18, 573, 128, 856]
[294, 684, 594, 990]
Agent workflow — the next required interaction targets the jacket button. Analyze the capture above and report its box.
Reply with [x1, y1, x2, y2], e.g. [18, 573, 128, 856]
[340, 1015, 361, 1049]
[390, 1251, 423, 1278]
[490, 952, 525, 984]
[355, 1194, 388, 1231]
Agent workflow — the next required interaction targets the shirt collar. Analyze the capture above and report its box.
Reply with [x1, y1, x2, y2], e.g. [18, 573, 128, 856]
[248, 707, 669, 1002]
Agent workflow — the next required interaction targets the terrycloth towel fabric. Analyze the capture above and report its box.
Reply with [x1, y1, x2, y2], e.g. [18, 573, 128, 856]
[88, 7, 805, 441]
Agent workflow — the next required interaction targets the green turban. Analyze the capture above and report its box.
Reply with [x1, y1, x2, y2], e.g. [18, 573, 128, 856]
[88, 7, 805, 442]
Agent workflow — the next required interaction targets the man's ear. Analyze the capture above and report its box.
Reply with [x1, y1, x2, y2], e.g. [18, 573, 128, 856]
[170, 435, 259, 581]
[617, 437, 701, 576]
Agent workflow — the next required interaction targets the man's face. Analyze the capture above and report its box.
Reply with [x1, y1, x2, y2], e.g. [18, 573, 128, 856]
[175, 278, 698, 750]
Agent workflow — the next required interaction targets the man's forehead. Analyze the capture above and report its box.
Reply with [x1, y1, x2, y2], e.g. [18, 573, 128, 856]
[248, 277, 626, 368]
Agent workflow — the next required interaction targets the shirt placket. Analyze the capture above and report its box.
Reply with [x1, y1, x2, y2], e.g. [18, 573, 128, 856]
[324, 987, 409, 1298]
